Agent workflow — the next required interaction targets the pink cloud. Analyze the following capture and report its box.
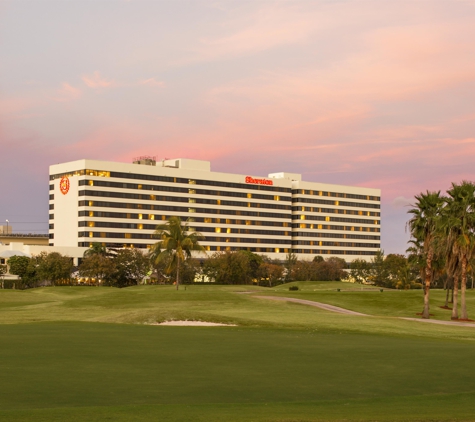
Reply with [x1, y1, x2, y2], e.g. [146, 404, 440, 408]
[139, 78, 165, 87]
[52, 82, 82, 102]
[82, 71, 116, 88]
[198, 5, 316, 58]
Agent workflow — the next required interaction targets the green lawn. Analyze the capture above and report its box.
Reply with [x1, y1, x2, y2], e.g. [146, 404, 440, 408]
[1, 284, 475, 421]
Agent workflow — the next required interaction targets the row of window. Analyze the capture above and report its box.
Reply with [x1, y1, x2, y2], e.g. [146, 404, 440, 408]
[50, 169, 110, 180]
[294, 232, 380, 240]
[76, 242, 290, 254]
[76, 201, 290, 219]
[77, 231, 291, 244]
[297, 190, 379, 202]
[77, 211, 291, 227]
[292, 197, 380, 209]
[74, 242, 378, 256]
[292, 249, 377, 255]
[292, 224, 381, 236]
[50, 169, 292, 193]
[78, 190, 292, 210]
[78, 221, 290, 236]
[292, 216, 379, 225]
[292, 240, 379, 248]
[293, 208, 380, 217]
[77, 180, 292, 202]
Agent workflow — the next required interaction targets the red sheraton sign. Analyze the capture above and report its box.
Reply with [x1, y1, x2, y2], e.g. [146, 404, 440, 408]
[245, 176, 273, 186]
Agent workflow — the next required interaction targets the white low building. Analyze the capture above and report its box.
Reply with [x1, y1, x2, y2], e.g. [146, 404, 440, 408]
[0, 242, 88, 279]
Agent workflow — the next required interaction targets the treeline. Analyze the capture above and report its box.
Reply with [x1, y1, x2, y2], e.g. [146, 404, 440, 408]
[3, 252, 73, 289]
[2, 247, 350, 289]
[349, 251, 423, 289]
[200, 251, 346, 285]
[2, 247, 151, 289]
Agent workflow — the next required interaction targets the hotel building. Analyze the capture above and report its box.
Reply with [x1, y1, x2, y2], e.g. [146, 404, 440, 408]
[49, 157, 380, 262]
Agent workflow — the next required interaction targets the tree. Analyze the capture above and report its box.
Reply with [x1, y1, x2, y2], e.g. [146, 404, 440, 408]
[0, 264, 6, 289]
[394, 264, 420, 290]
[7, 255, 30, 279]
[203, 251, 251, 284]
[239, 250, 263, 283]
[151, 216, 205, 290]
[407, 191, 443, 318]
[84, 242, 110, 258]
[384, 254, 408, 287]
[180, 258, 202, 284]
[349, 259, 372, 284]
[79, 254, 116, 285]
[442, 182, 475, 320]
[113, 248, 151, 287]
[7, 255, 33, 289]
[258, 262, 284, 287]
[284, 250, 298, 281]
[324, 257, 347, 281]
[369, 250, 389, 287]
[35, 252, 73, 286]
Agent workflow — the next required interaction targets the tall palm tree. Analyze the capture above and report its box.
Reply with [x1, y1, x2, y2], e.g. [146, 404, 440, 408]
[151, 216, 205, 290]
[442, 181, 475, 320]
[407, 191, 444, 319]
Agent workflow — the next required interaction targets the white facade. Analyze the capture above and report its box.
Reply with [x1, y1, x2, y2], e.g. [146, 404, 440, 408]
[49, 158, 381, 261]
[0, 242, 87, 272]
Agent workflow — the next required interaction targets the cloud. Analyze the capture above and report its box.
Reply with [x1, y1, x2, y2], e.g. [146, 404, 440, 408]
[139, 78, 164, 87]
[52, 82, 82, 102]
[392, 196, 413, 208]
[199, 5, 316, 56]
[82, 71, 116, 88]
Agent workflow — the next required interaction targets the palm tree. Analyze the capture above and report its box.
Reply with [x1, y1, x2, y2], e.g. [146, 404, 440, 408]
[83, 242, 109, 258]
[151, 216, 205, 290]
[407, 191, 444, 319]
[441, 181, 475, 320]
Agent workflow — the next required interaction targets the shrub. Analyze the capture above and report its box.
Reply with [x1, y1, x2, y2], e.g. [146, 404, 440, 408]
[289, 285, 299, 291]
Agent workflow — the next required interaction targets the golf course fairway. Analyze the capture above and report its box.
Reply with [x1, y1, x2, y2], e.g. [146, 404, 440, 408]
[1, 283, 474, 421]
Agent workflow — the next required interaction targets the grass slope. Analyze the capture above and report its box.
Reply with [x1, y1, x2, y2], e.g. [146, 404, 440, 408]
[1, 284, 475, 421]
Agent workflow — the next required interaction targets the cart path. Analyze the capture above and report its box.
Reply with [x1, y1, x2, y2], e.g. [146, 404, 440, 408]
[253, 295, 475, 327]
[253, 295, 368, 316]
[401, 317, 475, 327]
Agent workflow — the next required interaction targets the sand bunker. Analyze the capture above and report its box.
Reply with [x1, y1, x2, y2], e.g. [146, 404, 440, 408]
[151, 321, 236, 326]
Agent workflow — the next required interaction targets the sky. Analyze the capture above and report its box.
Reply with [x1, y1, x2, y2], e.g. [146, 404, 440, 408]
[1, 0, 475, 255]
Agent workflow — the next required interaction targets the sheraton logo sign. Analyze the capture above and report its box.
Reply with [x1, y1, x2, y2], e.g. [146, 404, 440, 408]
[59, 176, 70, 195]
[245, 176, 273, 186]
